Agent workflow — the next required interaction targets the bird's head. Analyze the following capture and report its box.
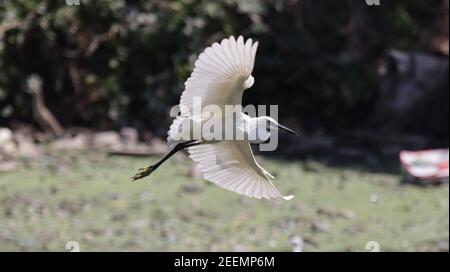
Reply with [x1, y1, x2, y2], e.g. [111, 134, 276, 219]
[257, 116, 299, 136]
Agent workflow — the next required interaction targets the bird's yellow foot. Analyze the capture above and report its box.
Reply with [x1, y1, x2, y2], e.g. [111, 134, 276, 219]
[131, 165, 156, 181]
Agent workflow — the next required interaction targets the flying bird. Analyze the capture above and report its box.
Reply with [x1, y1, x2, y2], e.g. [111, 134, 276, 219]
[132, 36, 298, 200]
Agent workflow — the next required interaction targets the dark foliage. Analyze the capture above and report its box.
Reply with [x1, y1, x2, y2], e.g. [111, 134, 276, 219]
[0, 0, 447, 137]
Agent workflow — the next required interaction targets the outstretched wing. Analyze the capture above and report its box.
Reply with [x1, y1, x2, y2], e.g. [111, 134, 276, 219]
[188, 141, 293, 200]
[179, 35, 258, 116]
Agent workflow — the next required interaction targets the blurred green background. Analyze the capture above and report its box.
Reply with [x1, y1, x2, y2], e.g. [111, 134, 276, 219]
[1, 0, 448, 135]
[0, 0, 448, 251]
[0, 153, 448, 251]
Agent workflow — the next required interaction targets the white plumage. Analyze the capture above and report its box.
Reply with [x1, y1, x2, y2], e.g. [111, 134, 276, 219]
[166, 35, 293, 200]
[188, 141, 293, 200]
[179, 36, 257, 115]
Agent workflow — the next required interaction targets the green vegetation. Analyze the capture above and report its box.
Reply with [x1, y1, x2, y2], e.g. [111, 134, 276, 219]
[1, 0, 447, 253]
[0, 152, 447, 251]
[1, 0, 445, 133]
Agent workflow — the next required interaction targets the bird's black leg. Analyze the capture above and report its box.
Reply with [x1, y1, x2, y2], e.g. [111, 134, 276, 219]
[131, 140, 197, 181]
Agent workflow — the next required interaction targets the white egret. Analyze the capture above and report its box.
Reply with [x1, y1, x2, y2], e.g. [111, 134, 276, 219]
[132, 35, 298, 200]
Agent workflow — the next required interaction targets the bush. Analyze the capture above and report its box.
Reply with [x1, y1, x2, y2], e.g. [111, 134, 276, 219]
[0, 0, 446, 135]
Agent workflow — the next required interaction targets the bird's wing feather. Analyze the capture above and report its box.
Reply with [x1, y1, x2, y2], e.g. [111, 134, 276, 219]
[188, 141, 293, 200]
[179, 36, 258, 116]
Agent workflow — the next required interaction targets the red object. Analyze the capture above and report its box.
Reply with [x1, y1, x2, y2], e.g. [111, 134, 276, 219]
[400, 149, 449, 181]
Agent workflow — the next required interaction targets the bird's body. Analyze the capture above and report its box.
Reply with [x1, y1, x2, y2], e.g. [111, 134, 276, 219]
[167, 112, 271, 146]
[132, 36, 297, 200]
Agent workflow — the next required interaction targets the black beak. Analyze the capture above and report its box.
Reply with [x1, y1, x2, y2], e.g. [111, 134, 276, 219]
[277, 123, 299, 136]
